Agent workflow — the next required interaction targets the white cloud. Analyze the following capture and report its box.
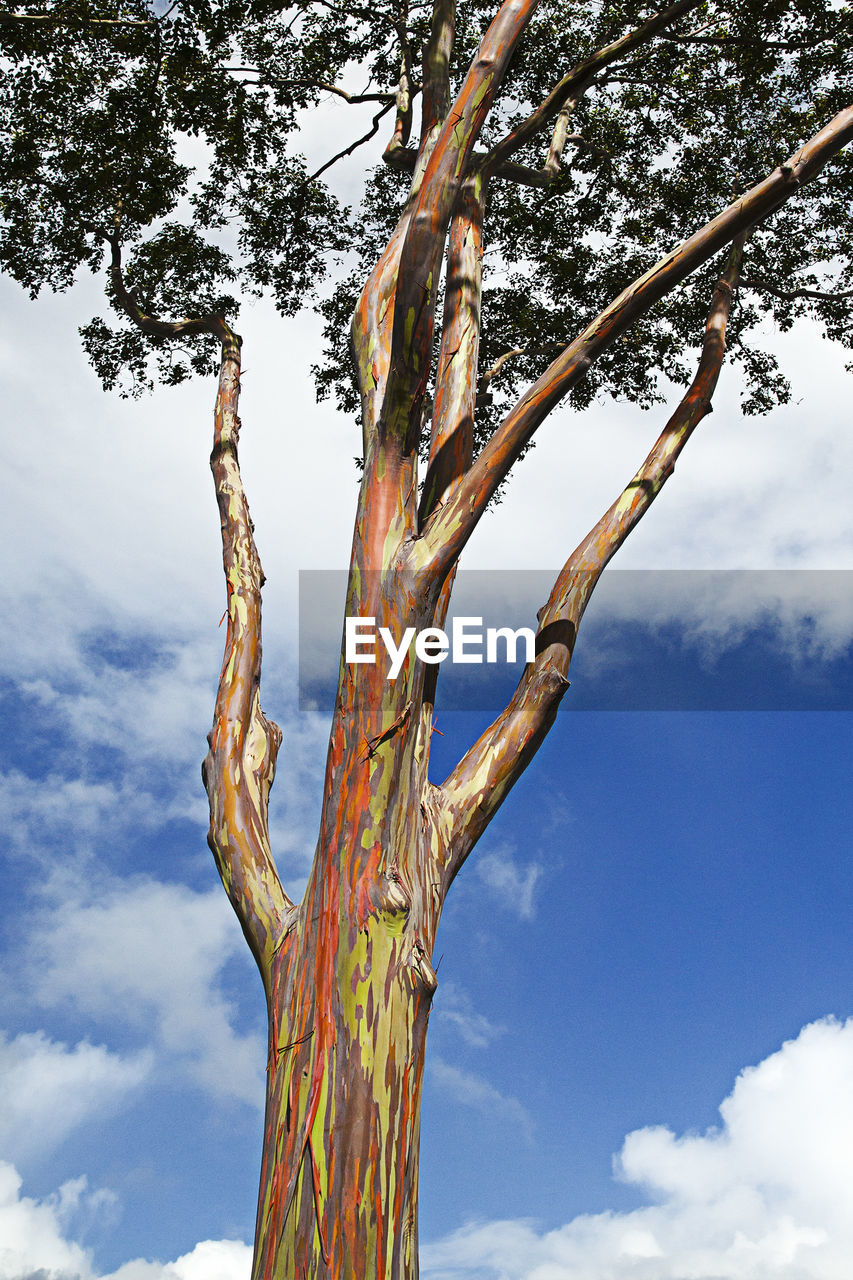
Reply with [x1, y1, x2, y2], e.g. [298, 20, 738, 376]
[23, 879, 265, 1108]
[0, 1032, 150, 1166]
[464, 320, 853, 577]
[474, 847, 542, 921]
[0, 770, 164, 865]
[0, 1161, 250, 1280]
[105, 1239, 252, 1280]
[0, 1162, 100, 1280]
[581, 568, 853, 670]
[422, 1017, 853, 1280]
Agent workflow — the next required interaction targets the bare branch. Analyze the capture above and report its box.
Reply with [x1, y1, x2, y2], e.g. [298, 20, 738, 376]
[485, 0, 702, 172]
[476, 341, 562, 403]
[108, 238, 290, 975]
[741, 276, 853, 302]
[436, 238, 745, 881]
[202, 328, 293, 981]
[0, 9, 155, 24]
[310, 99, 396, 181]
[222, 72, 395, 105]
[416, 106, 853, 582]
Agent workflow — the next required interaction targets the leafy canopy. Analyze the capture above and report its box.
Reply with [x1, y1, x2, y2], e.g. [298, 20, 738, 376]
[2, 0, 852, 422]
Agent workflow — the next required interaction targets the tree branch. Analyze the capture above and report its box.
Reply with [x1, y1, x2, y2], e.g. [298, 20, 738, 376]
[417, 106, 853, 582]
[419, 172, 485, 522]
[108, 238, 223, 338]
[0, 9, 155, 24]
[222, 73, 395, 105]
[660, 31, 839, 50]
[740, 276, 853, 302]
[385, 19, 416, 156]
[383, 145, 579, 187]
[310, 99, 396, 181]
[485, 0, 702, 173]
[384, 0, 541, 454]
[436, 237, 745, 882]
[476, 342, 562, 404]
[105, 246, 291, 975]
[420, 0, 456, 146]
[201, 327, 293, 982]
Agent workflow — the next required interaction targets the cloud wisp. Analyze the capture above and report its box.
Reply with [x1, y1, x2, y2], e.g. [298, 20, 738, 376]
[474, 847, 542, 921]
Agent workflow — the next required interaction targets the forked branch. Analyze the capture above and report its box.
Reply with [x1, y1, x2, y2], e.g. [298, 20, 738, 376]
[437, 237, 745, 879]
[485, 0, 701, 173]
[418, 105, 853, 581]
[385, 0, 541, 452]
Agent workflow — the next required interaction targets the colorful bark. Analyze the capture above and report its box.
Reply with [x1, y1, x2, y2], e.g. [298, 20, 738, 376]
[201, 324, 292, 980]
[419, 172, 485, 522]
[101, 8, 853, 1276]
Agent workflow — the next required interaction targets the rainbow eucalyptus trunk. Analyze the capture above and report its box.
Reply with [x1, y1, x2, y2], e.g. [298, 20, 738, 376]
[199, 242, 749, 1280]
[92, 2, 853, 1269]
[251, 592, 451, 1279]
[187, 4, 853, 1275]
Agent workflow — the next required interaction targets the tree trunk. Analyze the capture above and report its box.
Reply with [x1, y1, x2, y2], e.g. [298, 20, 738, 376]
[253, 892, 434, 1279]
[242, 525, 451, 1277]
[191, 8, 853, 1274]
[252, 676, 444, 1280]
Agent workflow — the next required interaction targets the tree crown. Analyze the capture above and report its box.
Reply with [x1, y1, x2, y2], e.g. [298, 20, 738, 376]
[2, 0, 851, 424]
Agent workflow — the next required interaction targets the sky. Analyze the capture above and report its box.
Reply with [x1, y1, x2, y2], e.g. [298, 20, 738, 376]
[3, 81, 853, 1280]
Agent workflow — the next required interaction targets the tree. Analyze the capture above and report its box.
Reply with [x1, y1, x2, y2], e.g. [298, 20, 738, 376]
[2, 0, 852, 1276]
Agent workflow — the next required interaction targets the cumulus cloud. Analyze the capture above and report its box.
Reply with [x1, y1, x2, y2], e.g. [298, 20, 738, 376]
[0, 1031, 150, 1166]
[0, 1162, 99, 1280]
[422, 1017, 853, 1280]
[23, 878, 265, 1107]
[105, 1239, 252, 1280]
[2, 1018, 852, 1280]
[0, 1161, 250, 1280]
[474, 846, 542, 921]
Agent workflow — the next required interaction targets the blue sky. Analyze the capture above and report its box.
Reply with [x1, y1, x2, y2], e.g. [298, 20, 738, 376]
[3, 146, 853, 1279]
